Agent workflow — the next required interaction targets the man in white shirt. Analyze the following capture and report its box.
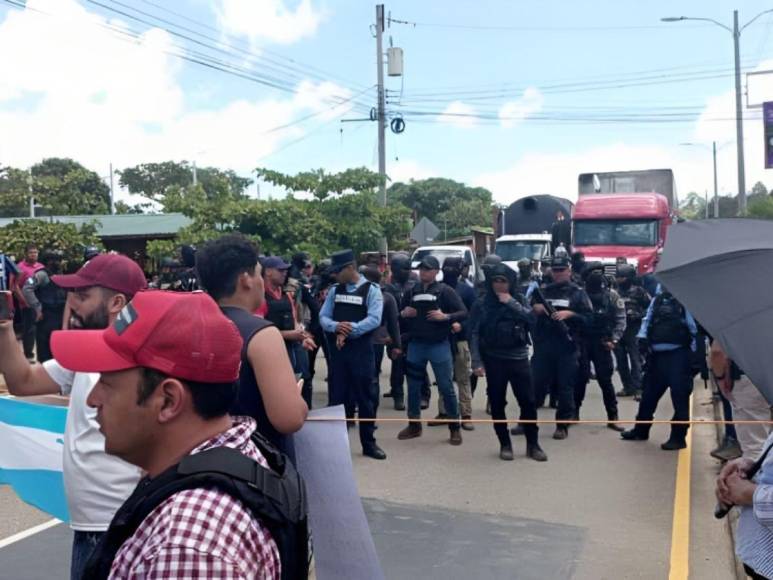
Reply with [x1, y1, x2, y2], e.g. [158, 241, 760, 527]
[0, 253, 147, 580]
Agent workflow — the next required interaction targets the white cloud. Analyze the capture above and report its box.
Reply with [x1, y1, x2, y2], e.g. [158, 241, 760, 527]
[498, 87, 543, 128]
[387, 159, 438, 184]
[0, 0, 351, 206]
[216, 0, 323, 46]
[437, 100, 478, 129]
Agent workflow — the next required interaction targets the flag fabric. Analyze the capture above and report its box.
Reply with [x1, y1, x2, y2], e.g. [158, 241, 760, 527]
[0, 397, 69, 522]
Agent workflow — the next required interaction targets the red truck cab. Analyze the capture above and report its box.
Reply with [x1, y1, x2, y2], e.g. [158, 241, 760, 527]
[572, 193, 672, 276]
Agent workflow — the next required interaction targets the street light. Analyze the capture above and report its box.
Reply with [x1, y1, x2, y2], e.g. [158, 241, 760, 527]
[662, 9, 773, 215]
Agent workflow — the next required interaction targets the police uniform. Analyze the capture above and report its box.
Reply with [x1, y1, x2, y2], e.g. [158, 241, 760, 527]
[622, 288, 697, 450]
[614, 267, 651, 397]
[574, 265, 627, 429]
[22, 261, 66, 363]
[470, 263, 547, 461]
[530, 255, 592, 439]
[319, 250, 385, 459]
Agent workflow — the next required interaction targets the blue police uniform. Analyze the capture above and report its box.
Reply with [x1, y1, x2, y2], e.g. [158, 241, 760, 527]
[320, 251, 384, 457]
[622, 285, 698, 448]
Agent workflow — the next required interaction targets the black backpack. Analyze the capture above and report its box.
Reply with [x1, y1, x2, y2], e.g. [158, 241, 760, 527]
[82, 431, 309, 580]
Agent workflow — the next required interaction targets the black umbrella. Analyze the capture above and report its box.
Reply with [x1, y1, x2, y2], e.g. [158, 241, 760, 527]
[656, 218, 773, 405]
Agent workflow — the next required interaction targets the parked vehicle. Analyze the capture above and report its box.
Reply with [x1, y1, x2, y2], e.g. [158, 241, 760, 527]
[495, 234, 552, 272]
[410, 245, 482, 284]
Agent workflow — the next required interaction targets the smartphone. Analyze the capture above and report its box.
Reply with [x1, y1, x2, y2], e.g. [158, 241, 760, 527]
[0, 291, 13, 321]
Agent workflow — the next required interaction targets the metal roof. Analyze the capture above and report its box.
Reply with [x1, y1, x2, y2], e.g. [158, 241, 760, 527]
[0, 213, 192, 238]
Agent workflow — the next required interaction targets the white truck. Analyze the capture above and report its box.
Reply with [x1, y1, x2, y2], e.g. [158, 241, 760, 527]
[495, 233, 552, 273]
[410, 245, 482, 284]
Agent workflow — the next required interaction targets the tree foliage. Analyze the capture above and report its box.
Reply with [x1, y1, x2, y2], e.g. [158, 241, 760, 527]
[256, 167, 384, 201]
[31, 158, 110, 215]
[0, 219, 101, 264]
[748, 195, 773, 219]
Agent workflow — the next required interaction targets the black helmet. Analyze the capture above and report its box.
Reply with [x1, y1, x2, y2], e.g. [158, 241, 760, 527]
[390, 253, 411, 271]
[84, 246, 100, 261]
[582, 261, 605, 279]
[41, 249, 64, 263]
[180, 245, 196, 268]
[616, 264, 636, 280]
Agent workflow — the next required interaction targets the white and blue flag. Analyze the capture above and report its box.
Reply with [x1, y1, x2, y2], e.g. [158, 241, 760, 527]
[0, 397, 69, 522]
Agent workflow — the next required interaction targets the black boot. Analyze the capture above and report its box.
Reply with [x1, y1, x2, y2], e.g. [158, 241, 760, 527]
[527, 443, 548, 462]
[607, 412, 624, 432]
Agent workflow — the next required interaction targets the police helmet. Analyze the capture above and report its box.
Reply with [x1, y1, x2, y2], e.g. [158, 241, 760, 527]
[390, 253, 411, 271]
[180, 245, 197, 268]
[616, 264, 636, 280]
[83, 246, 100, 261]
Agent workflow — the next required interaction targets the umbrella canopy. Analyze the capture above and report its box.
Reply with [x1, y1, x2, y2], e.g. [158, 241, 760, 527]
[656, 219, 773, 405]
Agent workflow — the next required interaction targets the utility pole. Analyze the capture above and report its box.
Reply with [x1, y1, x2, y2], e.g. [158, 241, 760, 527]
[712, 141, 719, 218]
[733, 10, 746, 215]
[27, 170, 34, 218]
[192, 160, 198, 187]
[375, 4, 387, 253]
[109, 162, 115, 215]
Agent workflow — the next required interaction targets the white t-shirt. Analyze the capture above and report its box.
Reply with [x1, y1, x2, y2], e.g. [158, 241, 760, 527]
[43, 360, 141, 531]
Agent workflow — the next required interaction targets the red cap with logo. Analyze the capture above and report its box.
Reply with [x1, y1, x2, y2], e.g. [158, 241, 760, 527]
[52, 254, 147, 297]
[51, 291, 242, 383]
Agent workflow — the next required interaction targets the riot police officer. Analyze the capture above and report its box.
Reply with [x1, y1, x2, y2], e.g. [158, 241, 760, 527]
[621, 285, 698, 450]
[470, 262, 547, 462]
[383, 253, 430, 411]
[175, 245, 199, 291]
[22, 250, 66, 362]
[614, 264, 651, 398]
[530, 255, 592, 440]
[574, 262, 627, 431]
[320, 249, 385, 460]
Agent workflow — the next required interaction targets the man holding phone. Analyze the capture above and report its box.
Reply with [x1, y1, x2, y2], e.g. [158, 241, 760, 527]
[0, 253, 147, 580]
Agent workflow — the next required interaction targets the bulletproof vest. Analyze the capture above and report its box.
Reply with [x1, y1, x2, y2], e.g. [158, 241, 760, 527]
[542, 281, 576, 312]
[619, 286, 645, 323]
[176, 268, 199, 292]
[385, 277, 415, 305]
[587, 291, 614, 337]
[648, 293, 691, 346]
[37, 270, 66, 311]
[82, 431, 309, 580]
[409, 283, 449, 343]
[480, 301, 527, 351]
[222, 306, 293, 458]
[265, 290, 295, 331]
[332, 282, 371, 324]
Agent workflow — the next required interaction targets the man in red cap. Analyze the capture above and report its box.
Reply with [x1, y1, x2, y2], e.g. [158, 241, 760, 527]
[53, 291, 291, 579]
[0, 253, 147, 580]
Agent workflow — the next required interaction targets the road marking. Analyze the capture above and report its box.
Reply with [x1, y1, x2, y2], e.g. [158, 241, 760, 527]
[669, 394, 693, 580]
[0, 519, 61, 550]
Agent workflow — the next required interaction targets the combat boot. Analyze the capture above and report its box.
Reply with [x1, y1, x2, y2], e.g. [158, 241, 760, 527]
[397, 423, 422, 440]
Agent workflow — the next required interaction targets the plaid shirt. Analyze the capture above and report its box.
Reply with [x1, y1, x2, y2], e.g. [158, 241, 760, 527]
[109, 417, 281, 579]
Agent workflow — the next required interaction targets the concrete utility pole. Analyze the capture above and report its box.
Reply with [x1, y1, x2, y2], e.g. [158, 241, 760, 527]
[733, 10, 746, 215]
[109, 162, 115, 215]
[192, 160, 198, 187]
[375, 4, 387, 254]
[713, 141, 719, 218]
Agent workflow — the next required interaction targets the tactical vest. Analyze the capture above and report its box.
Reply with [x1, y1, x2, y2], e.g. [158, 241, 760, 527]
[480, 302, 527, 351]
[332, 282, 371, 324]
[409, 283, 449, 343]
[619, 286, 645, 323]
[82, 431, 309, 580]
[37, 271, 66, 312]
[648, 293, 691, 346]
[265, 290, 295, 331]
[587, 291, 614, 337]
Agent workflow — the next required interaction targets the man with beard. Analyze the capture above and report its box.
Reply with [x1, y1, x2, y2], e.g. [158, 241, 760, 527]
[22, 249, 67, 362]
[0, 254, 147, 580]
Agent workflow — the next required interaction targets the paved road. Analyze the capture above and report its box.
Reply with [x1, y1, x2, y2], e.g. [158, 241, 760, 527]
[0, 360, 738, 579]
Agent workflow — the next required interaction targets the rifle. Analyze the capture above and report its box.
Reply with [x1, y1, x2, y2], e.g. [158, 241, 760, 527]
[530, 284, 572, 341]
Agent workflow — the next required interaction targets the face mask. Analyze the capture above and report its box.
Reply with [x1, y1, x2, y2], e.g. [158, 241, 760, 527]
[586, 272, 605, 294]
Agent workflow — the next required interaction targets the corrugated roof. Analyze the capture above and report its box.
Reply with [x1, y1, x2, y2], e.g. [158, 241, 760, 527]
[0, 213, 192, 238]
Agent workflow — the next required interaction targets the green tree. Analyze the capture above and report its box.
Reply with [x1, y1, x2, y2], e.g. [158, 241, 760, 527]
[31, 158, 110, 215]
[256, 167, 384, 202]
[750, 181, 769, 197]
[0, 219, 101, 264]
[387, 178, 494, 236]
[748, 195, 773, 219]
[679, 192, 708, 220]
[0, 166, 32, 217]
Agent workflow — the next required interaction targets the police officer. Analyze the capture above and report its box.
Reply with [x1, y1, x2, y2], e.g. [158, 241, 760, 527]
[530, 255, 592, 440]
[83, 246, 100, 262]
[614, 264, 651, 398]
[22, 249, 66, 362]
[397, 255, 467, 445]
[621, 285, 698, 450]
[429, 257, 476, 430]
[175, 245, 199, 291]
[383, 253, 430, 411]
[574, 262, 626, 431]
[320, 249, 385, 460]
[470, 262, 547, 462]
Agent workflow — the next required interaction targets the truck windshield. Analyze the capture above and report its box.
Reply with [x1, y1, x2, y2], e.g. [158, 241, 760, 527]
[495, 242, 548, 261]
[411, 249, 466, 267]
[574, 220, 658, 247]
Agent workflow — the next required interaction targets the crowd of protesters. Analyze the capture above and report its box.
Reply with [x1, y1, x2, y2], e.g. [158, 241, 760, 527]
[0, 233, 771, 579]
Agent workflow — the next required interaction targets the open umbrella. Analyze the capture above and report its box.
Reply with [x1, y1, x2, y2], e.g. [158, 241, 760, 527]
[656, 218, 773, 405]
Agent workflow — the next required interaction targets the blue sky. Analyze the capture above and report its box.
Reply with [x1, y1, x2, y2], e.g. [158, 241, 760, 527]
[2, 0, 773, 204]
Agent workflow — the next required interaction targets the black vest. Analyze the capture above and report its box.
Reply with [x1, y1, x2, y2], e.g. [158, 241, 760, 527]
[648, 293, 691, 346]
[82, 431, 309, 580]
[37, 271, 66, 312]
[332, 282, 371, 324]
[619, 285, 645, 323]
[587, 291, 614, 337]
[221, 306, 293, 459]
[265, 290, 295, 331]
[408, 283, 450, 343]
[480, 301, 527, 351]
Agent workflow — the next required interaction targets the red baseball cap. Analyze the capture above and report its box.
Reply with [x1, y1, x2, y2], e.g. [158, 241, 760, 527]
[51, 291, 243, 383]
[52, 254, 147, 297]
